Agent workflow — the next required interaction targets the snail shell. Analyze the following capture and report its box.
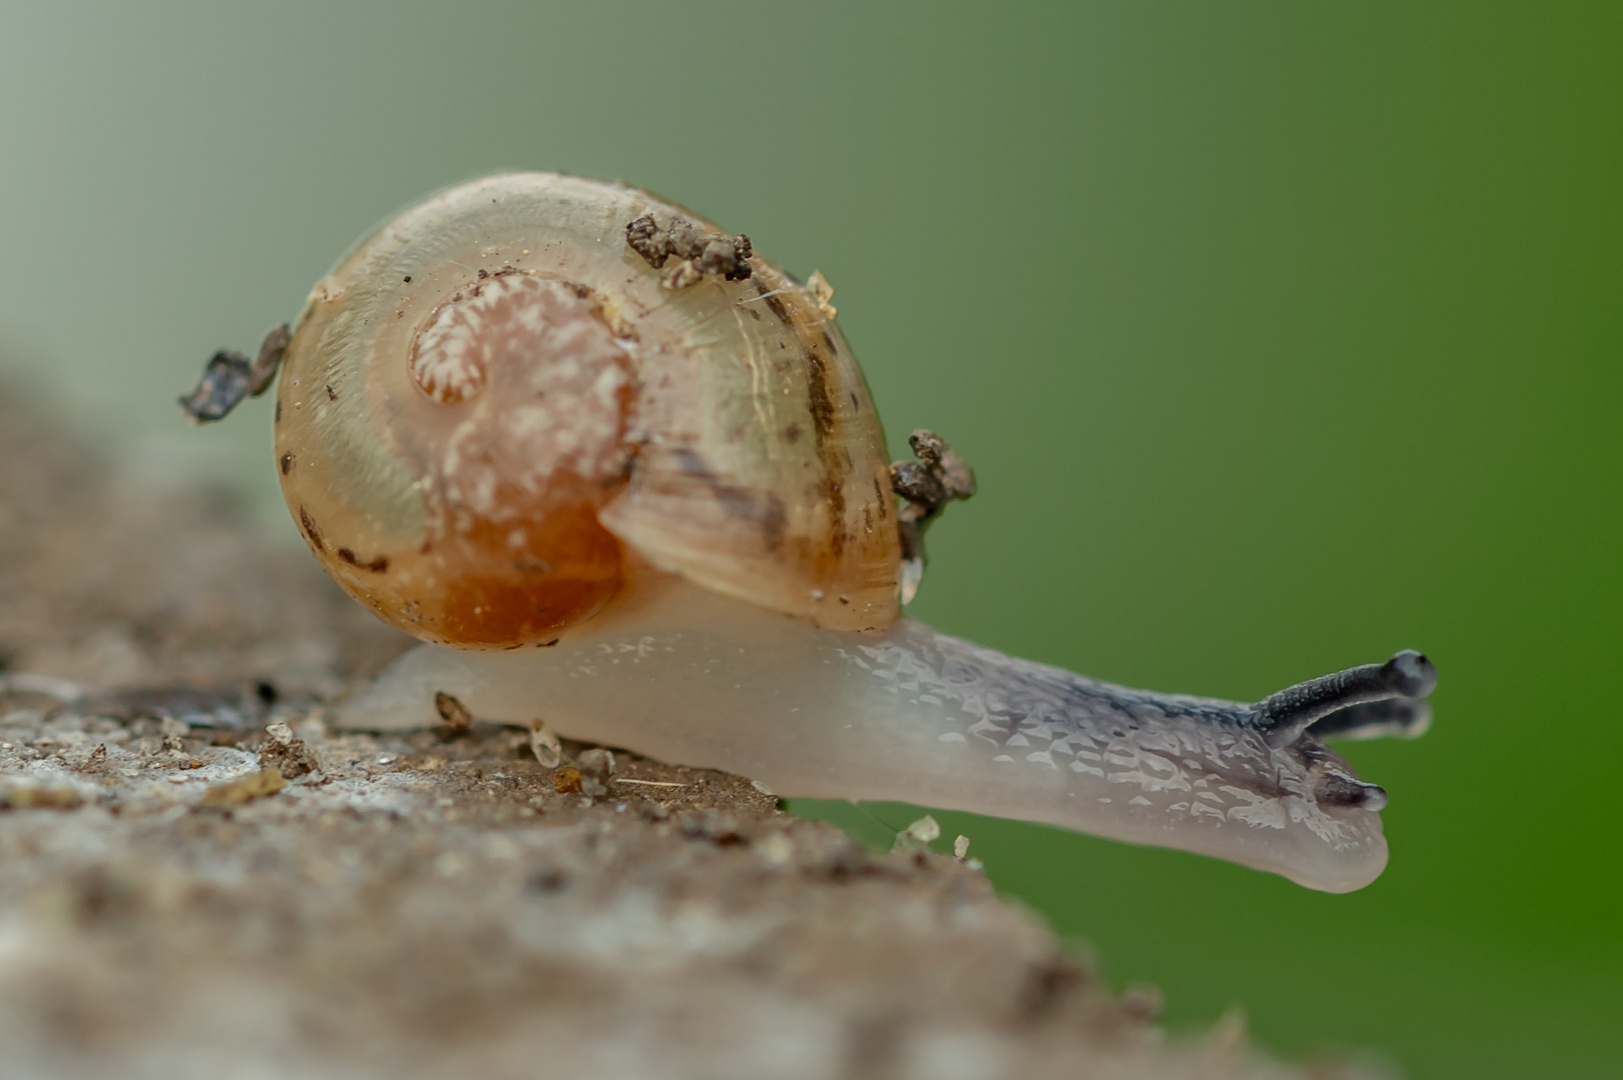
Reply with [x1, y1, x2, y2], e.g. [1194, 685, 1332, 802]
[274, 173, 899, 647]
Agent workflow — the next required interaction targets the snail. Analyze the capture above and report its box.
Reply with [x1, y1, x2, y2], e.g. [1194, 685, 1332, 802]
[180, 173, 1435, 893]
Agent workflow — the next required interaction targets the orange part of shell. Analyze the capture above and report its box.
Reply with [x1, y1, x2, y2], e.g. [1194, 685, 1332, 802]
[279, 272, 633, 646]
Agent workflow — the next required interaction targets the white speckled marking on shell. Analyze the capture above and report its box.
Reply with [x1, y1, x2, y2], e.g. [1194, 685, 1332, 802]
[420, 274, 631, 521]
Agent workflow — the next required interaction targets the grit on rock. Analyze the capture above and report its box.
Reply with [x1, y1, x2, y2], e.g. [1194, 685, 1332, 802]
[0, 382, 1360, 1080]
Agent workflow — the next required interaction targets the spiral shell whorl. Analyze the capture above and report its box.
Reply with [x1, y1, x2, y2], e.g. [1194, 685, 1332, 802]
[274, 173, 901, 647]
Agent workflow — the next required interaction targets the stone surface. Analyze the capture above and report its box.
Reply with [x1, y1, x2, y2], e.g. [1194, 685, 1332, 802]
[0, 383, 1358, 1080]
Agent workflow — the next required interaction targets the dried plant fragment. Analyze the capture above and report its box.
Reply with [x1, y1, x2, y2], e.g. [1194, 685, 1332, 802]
[434, 691, 473, 733]
[889, 429, 976, 603]
[625, 213, 753, 289]
[178, 325, 291, 423]
[200, 766, 286, 807]
[807, 270, 837, 318]
[0, 782, 86, 810]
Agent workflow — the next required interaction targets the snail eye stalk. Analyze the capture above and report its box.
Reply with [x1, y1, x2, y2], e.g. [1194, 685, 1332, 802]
[1247, 650, 1437, 749]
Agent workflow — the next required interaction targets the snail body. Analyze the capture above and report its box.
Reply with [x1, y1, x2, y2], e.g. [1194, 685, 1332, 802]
[193, 173, 1436, 893]
[339, 573, 1423, 894]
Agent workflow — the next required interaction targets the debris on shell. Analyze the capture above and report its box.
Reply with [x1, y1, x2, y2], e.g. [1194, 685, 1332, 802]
[807, 269, 837, 318]
[625, 213, 753, 289]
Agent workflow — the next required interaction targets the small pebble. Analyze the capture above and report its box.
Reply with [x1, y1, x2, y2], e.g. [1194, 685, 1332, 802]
[576, 748, 614, 777]
[200, 767, 285, 807]
[529, 722, 562, 768]
[433, 692, 472, 732]
[893, 814, 941, 852]
[759, 831, 795, 868]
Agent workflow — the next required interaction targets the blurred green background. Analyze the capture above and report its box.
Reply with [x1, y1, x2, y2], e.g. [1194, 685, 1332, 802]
[0, 3, 1616, 1075]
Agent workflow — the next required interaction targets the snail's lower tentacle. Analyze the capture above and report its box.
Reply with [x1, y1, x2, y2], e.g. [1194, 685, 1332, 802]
[335, 578, 1420, 893]
[1307, 697, 1433, 742]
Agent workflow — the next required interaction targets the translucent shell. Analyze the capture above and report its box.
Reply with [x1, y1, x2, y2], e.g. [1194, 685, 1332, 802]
[274, 173, 901, 647]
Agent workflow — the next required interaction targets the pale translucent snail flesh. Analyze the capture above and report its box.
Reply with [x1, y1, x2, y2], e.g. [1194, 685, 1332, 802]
[183, 173, 1435, 893]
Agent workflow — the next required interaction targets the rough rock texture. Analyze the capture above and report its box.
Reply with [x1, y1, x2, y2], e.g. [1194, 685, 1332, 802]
[0, 383, 1359, 1080]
